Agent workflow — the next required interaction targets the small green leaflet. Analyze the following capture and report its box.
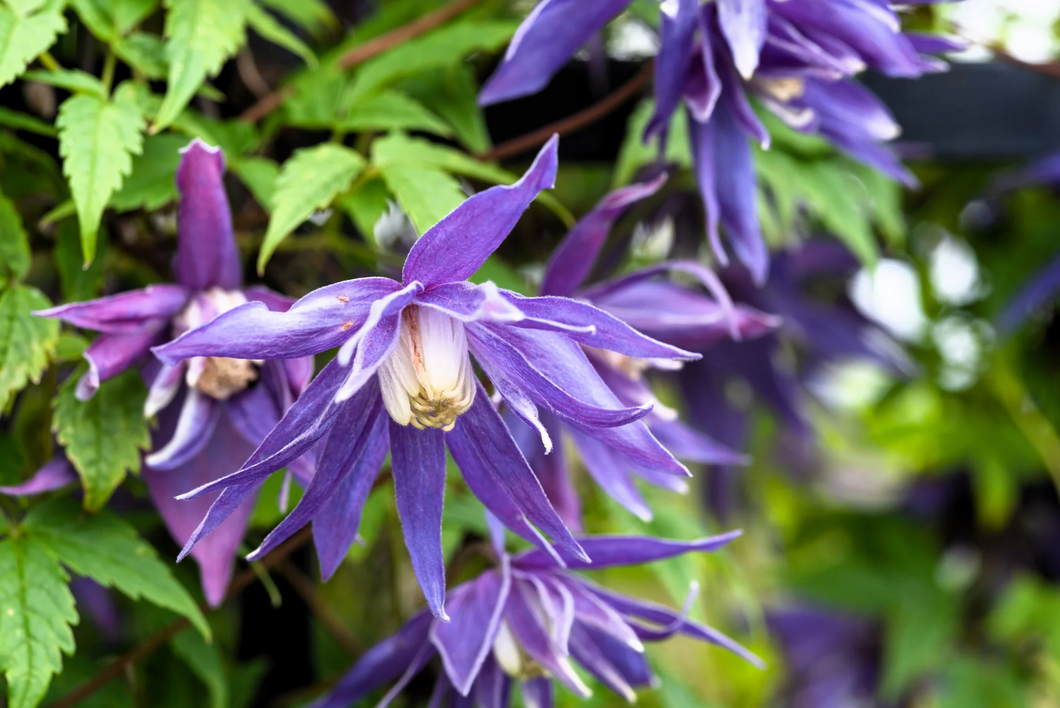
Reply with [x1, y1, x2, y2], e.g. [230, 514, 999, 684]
[22, 68, 107, 98]
[243, 1, 316, 68]
[54, 220, 107, 303]
[258, 0, 335, 36]
[23, 499, 210, 639]
[400, 65, 491, 153]
[259, 144, 366, 273]
[0, 186, 30, 285]
[230, 155, 279, 211]
[376, 162, 464, 235]
[52, 369, 150, 512]
[0, 0, 67, 89]
[110, 133, 187, 212]
[67, 0, 159, 43]
[0, 106, 57, 137]
[154, 0, 248, 131]
[342, 90, 452, 137]
[113, 31, 167, 78]
[0, 537, 78, 708]
[170, 628, 226, 708]
[57, 82, 146, 265]
[0, 285, 60, 409]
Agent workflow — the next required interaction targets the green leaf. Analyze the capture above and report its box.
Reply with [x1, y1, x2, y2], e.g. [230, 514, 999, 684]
[52, 369, 150, 512]
[57, 82, 145, 265]
[23, 498, 210, 639]
[154, 0, 248, 131]
[0, 106, 57, 137]
[258, 0, 335, 36]
[230, 155, 278, 211]
[54, 219, 107, 302]
[53, 332, 87, 362]
[243, 1, 315, 67]
[0, 186, 30, 285]
[259, 143, 366, 272]
[170, 627, 226, 708]
[68, 0, 157, 42]
[376, 162, 464, 235]
[336, 176, 391, 237]
[0, 536, 78, 708]
[0, 285, 59, 408]
[399, 64, 490, 152]
[341, 90, 452, 136]
[22, 69, 106, 97]
[114, 31, 167, 79]
[614, 98, 690, 187]
[109, 132, 186, 212]
[282, 62, 346, 129]
[0, 131, 65, 200]
[0, 0, 66, 89]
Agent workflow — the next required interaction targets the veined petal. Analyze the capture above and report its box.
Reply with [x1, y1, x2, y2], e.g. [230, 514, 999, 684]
[446, 389, 588, 566]
[0, 457, 77, 497]
[506, 581, 592, 698]
[175, 139, 242, 290]
[515, 572, 575, 655]
[650, 419, 749, 466]
[568, 430, 653, 522]
[566, 624, 637, 703]
[519, 678, 554, 708]
[645, 0, 699, 140]
[431, 560, 512, 695]
[541, 176, 668, 297]
[390, 421, 449, 621]
[475, 658, 513, 708]
[507, 413, 579, 528]
[247, 387, 386, 562]
[77, 329, 165, 401]
[515, 531, 742, 571]
[175, 484, 259, 565]
[145, 388, 221, 470]
[717, 0, 767, 80]
[577, 625, 656, 688]
[35, 285, 189, 333]
[153, 278, 403, 364]
[479, 0, 631, 105]
[416, 281, 526, 324]
[402, 137, 558, 288]
[559, 577, 643, 652]
[144, 363, 185, 418]
[226, 362, 287, 446]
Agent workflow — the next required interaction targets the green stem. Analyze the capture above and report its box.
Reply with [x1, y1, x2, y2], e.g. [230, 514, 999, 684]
[38, 52, 61, 71]
[990, 355, 1060, 495]
[249, 560, 283, 608]
[100, 51, 117, 94]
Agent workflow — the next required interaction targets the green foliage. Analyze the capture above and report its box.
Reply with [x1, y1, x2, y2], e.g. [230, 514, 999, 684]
[342, 90, 452, 136]
[0, 536, 78, 708]
[23, 498, 210, 638]
[243, 1, 316, 67]
[109, 132, 187, 212]
[259, 143, 366, 272]
[0, 0, 66, 89]
[67, 0, 158, 43]
[52, 369, 150, 512]
[54, 220, 106, 302]
[0, 285, 60, 409]
[170, 628, 226, 708]
[0, 187, 30, 285]
[56, 82, 145, 265]
[22, 68, 107, 97]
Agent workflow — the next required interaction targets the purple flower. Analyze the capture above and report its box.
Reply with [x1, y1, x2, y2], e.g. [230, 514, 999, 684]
[511, 174, 778, 527]
[151, 137, 700, 620]
[314, 531, 761, 708]
[480, 0, 959, 283]
[36, 140, 314, 606]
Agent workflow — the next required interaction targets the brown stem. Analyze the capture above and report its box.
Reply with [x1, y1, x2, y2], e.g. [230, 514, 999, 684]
[239, 0, 485, 123]
[478, 62, 654, 162]
[280, 562, 363, 657]
[46, 526, 315, 708]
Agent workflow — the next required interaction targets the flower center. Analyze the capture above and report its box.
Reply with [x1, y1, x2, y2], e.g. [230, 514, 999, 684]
[378, 306, 476, 431]
[175, 288, 260, 400]
[491, 620, 546, 680]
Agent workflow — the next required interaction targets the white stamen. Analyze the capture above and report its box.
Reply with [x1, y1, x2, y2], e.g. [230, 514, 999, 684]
[378, 306, 477, 431]
[492, 621, 523, 678]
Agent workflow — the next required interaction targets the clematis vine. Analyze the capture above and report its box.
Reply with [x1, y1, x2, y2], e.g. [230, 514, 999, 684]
[510, 173, 778, 527]
[313, 530, 761, 708]
[152, 136, 701, 620]
[36, 140, 314, 606]
[480, 0, 963, 282]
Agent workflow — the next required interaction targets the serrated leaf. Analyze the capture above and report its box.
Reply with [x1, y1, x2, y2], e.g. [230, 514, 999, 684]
[109, 133, 186, 212]
[376, 162, 464, 235]
[54, 219, 107, 302]
[400, 64, 490, 152]
[57, 83, 145, 265]
[282, 62, 346, 129]
[22, 68, 107, 97]
[154, 0, 248, 131]
[259, 144, 365, 272]
[68, 0, 157, 42]
[341, 90, 452, 136]
[0, 0, 66, 89]
[53, 369, 150, 512]
[114, 31, 167, 78]
[0, 187, 30, 285]
[0, 536, 78, 708]
[243, 1, 315, 67]
[0, 285, 59, 408]
[23, 498, 210, 639]
[0, 106, 56, 137]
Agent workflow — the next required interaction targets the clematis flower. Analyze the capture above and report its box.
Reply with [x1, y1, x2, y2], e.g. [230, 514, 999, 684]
[480, 0, 961, 282]
[36, 140, 314, 606]
[313, 531, 761, 708]
[152, 136, 700, 620]
[510, 174, 778, 527]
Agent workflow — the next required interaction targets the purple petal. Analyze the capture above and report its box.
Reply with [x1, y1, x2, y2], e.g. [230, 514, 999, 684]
[246, 384, 386, 562]
[478, 0, 631, 105]
[506, 581, 591, 697]
[645, 0, 699, 140]
[174, 484, 259, 566]
[683, 34, 722, 124]
[431, 561, 512, 695]
[0, 457, 77, 496]
[715, 101, 767, 283]
[144, 362, 185, 417]
[153, 278, 403, 364]
[568, 430, 653, 522]
[574, 625, 655, 689]
[312, 421, 388, 581]
[35, 285, 189, 333]
[311, 611, 433, 708]
[560, 578, 642, 652]
[516, 531, 742, 571]
[475, 658, 513, 708]
[507, 413, 581, 530]
[145, 388, 221, 470]
[518, 573, 575, 654]
[467, 325, 651, 429]
[416, 281, 526, 324]
[390, 421, 449, 621]
[402, 137, 558, 288]
[226, 366, 286, 446]
[577, 419, 690, 480]
[689, 110, 725, 265]
[540, 176, 668, 297]
[174, 139, 242, 290]
[242, 284, 294, 312]
[566, 623, 637, 702]
[717, 0, 767, 80]
[997, 253, 1060, 338]
[146, 408, 260, 606]
[446, 390, 588, 566]
[650, 419, 749, 466]
[904, 32, 968, 55]
[76, 329, 166, 401]
[519, 678, 553, 708]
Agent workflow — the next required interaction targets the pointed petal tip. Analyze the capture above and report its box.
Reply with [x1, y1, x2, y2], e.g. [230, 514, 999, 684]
[179, 137, 223, 155]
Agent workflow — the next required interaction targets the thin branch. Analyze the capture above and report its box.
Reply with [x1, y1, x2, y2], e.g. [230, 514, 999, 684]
[280, 562, 363, 657]
[478, 62, 654, 162]
[46, 526, 315, 708]
[239, 0, 485, 123]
